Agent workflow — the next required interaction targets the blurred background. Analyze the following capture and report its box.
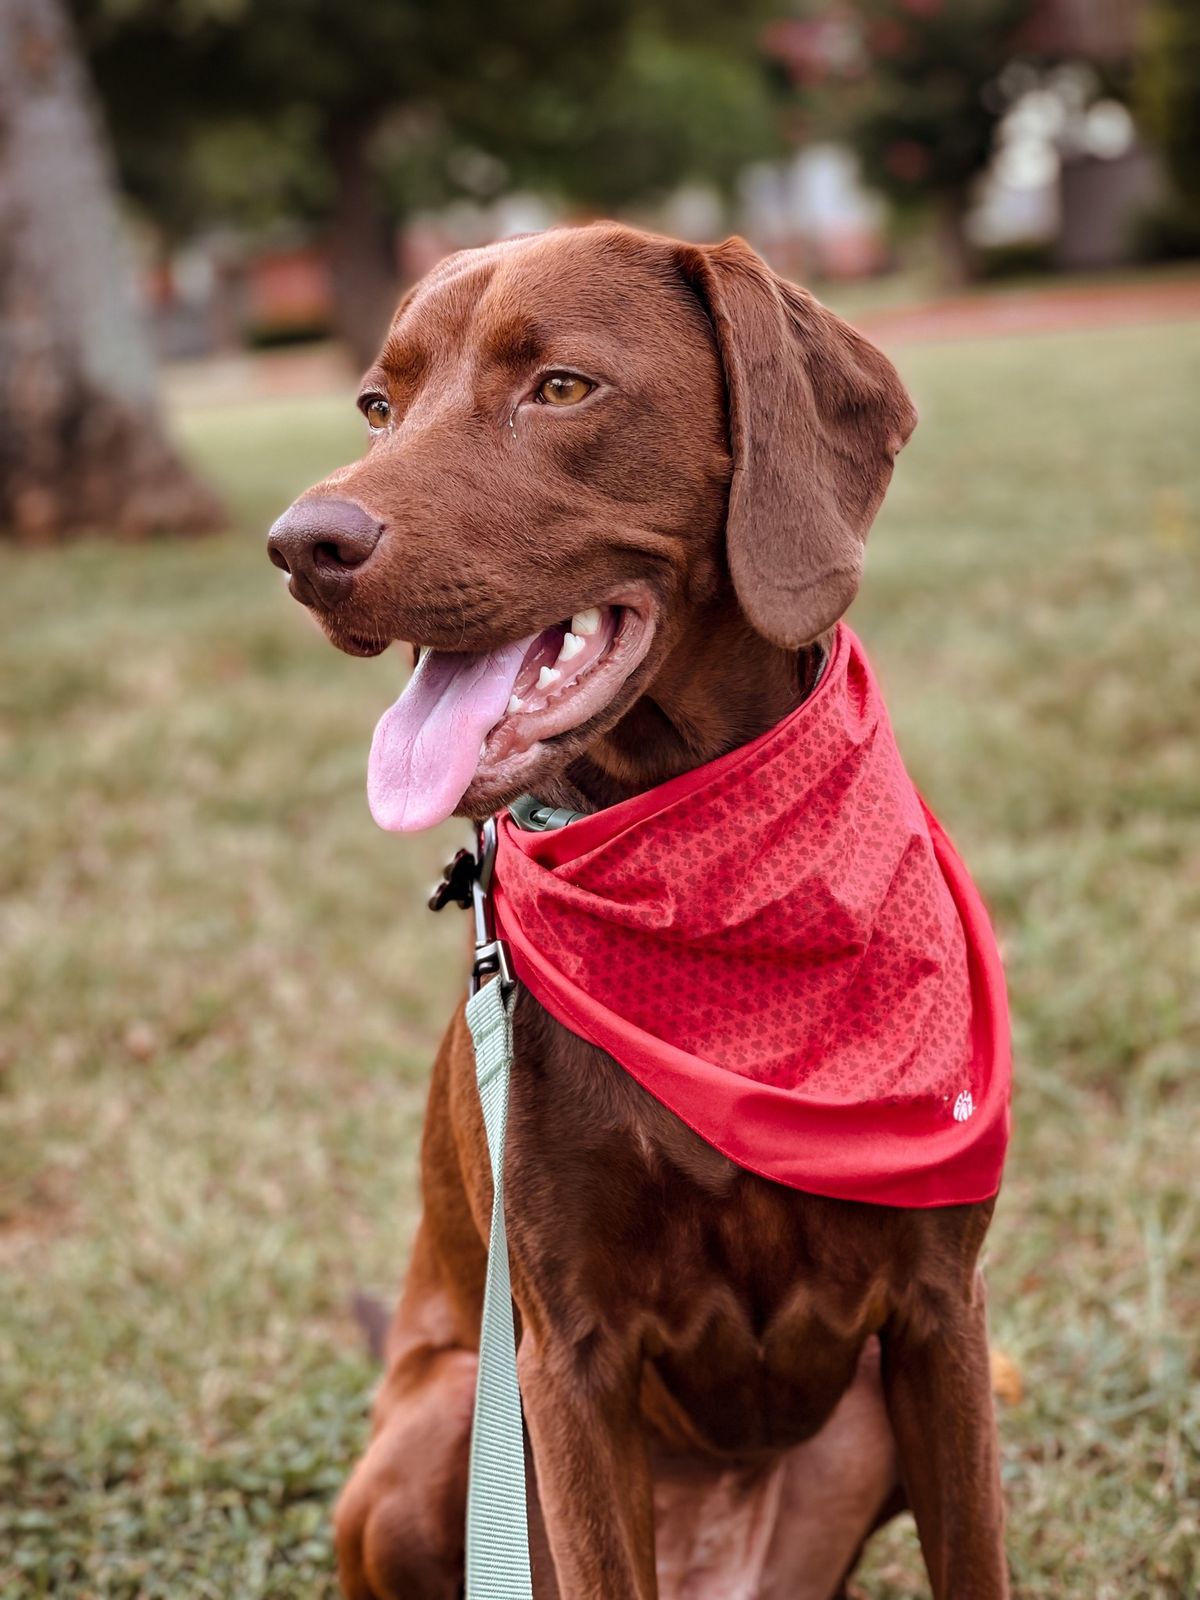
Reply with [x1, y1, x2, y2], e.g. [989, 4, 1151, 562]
[1, 1, 1197, 1596]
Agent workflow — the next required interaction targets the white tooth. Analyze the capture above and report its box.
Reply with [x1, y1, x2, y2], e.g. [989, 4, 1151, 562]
[572, 607, 601, 636]
[557, 631, 584, 663]
[536, 666, 561, 691]
[507, 694, 523, 714]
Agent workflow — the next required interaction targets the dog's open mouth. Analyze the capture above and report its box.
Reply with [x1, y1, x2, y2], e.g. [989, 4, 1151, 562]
[367, 596, 655, 831]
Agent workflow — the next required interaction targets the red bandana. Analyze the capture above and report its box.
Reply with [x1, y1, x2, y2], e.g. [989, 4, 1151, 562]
[493, 625, 1011, 1207]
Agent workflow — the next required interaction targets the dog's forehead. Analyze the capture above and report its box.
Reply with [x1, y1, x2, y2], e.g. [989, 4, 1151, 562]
[385, 228, 679, 366]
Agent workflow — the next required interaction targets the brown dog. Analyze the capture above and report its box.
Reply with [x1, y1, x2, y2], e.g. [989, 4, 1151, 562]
[268, 223, 1008, 1599]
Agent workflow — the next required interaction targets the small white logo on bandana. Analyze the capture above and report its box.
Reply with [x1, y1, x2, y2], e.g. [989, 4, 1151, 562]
[953, 1090, 975, 1122]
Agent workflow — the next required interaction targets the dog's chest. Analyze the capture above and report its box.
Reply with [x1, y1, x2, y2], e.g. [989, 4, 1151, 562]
[506, 1000, 887, 1453]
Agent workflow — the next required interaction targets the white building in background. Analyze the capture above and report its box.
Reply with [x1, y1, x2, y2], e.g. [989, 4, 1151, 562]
[971, 66, 1159, 268]
[738, 145, 886, 279]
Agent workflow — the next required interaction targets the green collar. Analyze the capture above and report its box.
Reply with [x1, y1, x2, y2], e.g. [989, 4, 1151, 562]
[507, 794, 586, 832]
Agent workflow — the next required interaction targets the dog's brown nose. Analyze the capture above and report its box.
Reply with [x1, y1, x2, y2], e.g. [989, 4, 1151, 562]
[267, 497, 383, 608]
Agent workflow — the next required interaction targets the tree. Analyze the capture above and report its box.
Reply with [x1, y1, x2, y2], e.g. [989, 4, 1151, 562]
[770, 0, 1034, 285]
[69, 0, 779, 366]
[1137, 0, 1200, 228]
[0, 0, 222, 542]
[495, 23, 780, 215]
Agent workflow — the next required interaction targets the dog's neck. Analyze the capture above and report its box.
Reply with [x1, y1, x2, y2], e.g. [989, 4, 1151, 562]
[554, 609, 832, 814]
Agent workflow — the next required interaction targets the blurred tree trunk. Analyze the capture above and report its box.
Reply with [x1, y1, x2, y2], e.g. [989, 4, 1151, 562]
[0, 0, 222, 543]
[327, 117, 399, 371]
[933, 188, 977, 289]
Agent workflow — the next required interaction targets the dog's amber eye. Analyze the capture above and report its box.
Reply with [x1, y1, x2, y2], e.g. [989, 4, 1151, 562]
[537, 373, 593, 407]
[363, 397, 390, 430]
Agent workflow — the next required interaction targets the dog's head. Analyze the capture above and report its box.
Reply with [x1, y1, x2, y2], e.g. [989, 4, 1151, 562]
[268, 223, 915, 830]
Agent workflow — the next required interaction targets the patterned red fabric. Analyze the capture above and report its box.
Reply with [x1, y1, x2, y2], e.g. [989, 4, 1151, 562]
[493, 625, 1011, 1207]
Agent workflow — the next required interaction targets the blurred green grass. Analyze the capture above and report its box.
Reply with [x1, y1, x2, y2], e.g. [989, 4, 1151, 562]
[1, 321, 1198, 1598]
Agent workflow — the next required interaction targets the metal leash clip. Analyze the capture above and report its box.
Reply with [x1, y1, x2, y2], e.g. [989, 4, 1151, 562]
[428, 818, 513, 997]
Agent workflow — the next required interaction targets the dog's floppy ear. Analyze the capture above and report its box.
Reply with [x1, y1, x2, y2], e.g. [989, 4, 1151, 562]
[678, 236, 917, 648]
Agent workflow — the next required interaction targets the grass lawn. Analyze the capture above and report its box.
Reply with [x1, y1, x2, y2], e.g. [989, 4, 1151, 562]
[2, 316, 1198, 1599]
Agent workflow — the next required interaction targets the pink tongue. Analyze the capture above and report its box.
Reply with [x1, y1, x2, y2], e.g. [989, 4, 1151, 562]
[367, 638, 536, 832]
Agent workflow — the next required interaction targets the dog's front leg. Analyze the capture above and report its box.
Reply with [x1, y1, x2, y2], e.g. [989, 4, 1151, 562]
[881, 1271, 1008, 1600]
[518, 1339, 657, 1600]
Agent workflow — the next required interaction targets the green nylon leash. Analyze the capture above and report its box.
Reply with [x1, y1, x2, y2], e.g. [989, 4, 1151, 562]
[432, 803, 585, 1597]
[464, 972, 532, 1599]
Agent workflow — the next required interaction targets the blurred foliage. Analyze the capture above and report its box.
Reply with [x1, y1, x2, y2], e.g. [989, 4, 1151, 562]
[1136, 0, 1200, 226]
[69, 0, 779, 237]
[800, 1, 1028, 197]
[974, 237, 1054, 279]
[373, 25, 779, 221]
[770, 0, 1034, 278]
[513, 22, 779, 211]
[1131, 202, 1200, 265]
